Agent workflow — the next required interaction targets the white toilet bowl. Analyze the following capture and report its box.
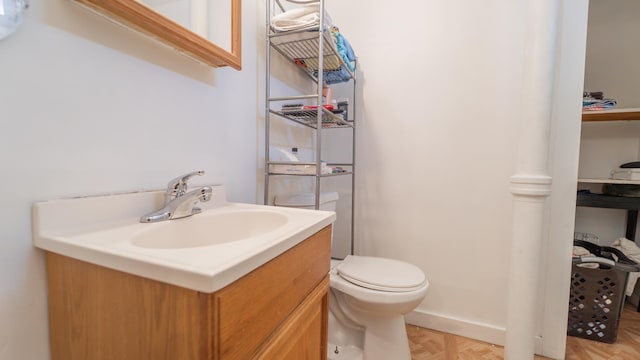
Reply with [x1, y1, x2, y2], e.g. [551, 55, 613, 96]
[274, 192, 427, 359]
[328, 255, 429, 360]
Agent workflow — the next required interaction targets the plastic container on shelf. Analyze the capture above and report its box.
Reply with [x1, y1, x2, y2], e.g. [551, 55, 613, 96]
[275, 192, 339, 211]
[611, 168, 640, 181]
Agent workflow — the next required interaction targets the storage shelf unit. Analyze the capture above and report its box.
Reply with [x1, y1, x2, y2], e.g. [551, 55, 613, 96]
[269, 108, 353, 129]
[577, 178, 640, 242]
[264, 0, 356, 255]
[577, 110, 640, 242]
[578, 178, 640, 185]
[268, 160, 352, 173]
[269, 29, 356, 81]
[582, 108, 640, 122]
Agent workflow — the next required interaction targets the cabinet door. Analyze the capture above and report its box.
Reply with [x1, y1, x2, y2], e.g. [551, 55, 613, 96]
[254, 276, 329, 360]
[45, 252, 210, 360]
[214, 226, 332, 359]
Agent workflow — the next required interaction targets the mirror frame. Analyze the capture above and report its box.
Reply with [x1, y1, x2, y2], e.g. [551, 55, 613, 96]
[74, 0, 241, 70]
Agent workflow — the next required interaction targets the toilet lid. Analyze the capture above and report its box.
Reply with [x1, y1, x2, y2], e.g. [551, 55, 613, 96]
[336, 255, 426, 292]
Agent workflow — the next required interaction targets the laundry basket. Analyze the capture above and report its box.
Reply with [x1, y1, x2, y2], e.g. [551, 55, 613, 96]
[568, 240, 640, 343]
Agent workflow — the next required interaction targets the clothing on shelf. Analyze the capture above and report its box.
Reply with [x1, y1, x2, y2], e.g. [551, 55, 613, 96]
[331, 27, 355, 72]
[610, 237, 640, 296]
[572, 245, 599, 269]
[583, 90, 617, 111]
[584, 91, 604, 100]
[313, 27, 356, 84]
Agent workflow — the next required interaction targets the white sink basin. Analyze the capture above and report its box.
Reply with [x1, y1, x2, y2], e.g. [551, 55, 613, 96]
[132, 210, 289, 249]
[32, 185, 335, 293]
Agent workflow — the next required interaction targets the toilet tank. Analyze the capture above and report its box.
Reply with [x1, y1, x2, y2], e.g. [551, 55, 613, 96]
[274, 192, 339, 212]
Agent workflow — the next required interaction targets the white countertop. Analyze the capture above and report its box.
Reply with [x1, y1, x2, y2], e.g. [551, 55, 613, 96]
[32, 186, 335, 293]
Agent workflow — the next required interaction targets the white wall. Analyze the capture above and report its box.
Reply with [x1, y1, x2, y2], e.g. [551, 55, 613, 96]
[583, 0, 640, 108]
[0, 0, 589, 358]
[327, 0, 587, 357]
[576, 0, 640, 245]
[328, 0, 524, 339]
[0, 0, 266, 357]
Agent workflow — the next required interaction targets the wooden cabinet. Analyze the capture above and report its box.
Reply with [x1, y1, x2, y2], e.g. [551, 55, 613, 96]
[253, 278, 328, 360]
[45, 226, 332, 360]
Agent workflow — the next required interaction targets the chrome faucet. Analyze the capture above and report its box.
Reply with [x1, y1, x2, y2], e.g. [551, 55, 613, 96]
[140, 171, 213, 223]
[165, 170, 205, 203]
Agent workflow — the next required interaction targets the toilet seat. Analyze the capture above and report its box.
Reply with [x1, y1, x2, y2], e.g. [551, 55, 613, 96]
[336, 255, 426, 292]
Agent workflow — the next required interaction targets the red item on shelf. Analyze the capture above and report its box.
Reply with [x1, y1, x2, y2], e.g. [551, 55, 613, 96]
[302, 104, 334, 111]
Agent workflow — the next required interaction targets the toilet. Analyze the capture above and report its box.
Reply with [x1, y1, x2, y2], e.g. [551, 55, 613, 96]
[275, 192, 429, 360]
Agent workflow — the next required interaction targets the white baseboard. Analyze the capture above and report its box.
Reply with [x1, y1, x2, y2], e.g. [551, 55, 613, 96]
[404, 309, 546, 356]
[404, 308, 506, 346]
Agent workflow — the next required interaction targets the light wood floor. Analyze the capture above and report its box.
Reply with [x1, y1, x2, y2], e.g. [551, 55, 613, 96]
[407, 303, 640, 360]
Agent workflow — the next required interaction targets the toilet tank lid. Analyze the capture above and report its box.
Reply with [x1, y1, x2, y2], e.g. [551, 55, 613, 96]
[274, 192, 339, 206]
[337, 255, 427, 292]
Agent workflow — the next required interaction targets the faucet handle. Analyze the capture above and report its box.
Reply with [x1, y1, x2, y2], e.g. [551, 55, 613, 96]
[166, 170, 205, 201]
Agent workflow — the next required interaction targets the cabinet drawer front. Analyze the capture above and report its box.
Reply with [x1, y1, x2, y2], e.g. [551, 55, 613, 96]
[254, 276, 329, 360]
[214, 226, 332, 359]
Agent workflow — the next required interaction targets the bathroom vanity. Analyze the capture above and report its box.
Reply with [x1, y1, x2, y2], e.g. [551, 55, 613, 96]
[33, 186, 335, 359]
[45, 226, 330, 359]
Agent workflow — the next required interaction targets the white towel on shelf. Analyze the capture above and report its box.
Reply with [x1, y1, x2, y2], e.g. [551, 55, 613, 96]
[610, 237, 640, 296]
[271, 3, 332, 32]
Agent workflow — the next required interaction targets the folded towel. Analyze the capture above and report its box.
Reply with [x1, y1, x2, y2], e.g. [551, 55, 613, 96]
[271, 3, 332, 32]
[610, 237, 640, 296]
